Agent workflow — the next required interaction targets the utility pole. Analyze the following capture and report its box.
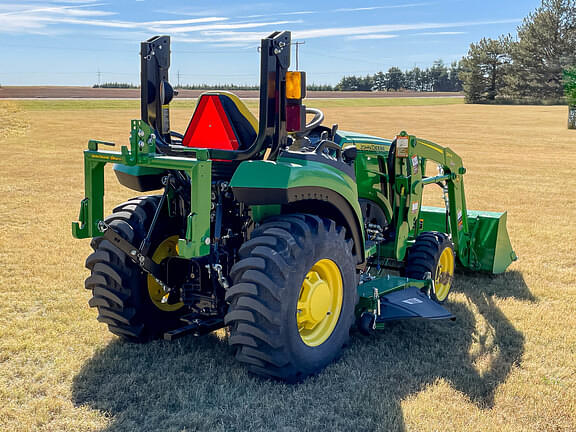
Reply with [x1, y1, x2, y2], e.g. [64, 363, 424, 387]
[97, 68, 101, 87]
[292, 41, 305, 71]
[177, 70, 181, 88]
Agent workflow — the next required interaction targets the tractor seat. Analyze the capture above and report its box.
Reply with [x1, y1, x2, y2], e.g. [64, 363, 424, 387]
[182, 91, 258, 151]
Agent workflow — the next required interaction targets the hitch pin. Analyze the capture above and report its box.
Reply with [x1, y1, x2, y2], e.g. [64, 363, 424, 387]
[212, 264, 230, 289]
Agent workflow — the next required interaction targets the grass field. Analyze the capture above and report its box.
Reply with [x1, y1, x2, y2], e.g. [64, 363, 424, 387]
[0, 98, 574, 431]
[14, 96, 464, 111]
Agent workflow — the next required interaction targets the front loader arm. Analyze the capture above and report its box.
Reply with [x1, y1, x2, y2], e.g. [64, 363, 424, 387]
[390, 132, 516, 273]
[404, 134, 470, 261]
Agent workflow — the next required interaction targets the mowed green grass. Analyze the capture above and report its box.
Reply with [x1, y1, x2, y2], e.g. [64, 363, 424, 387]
[16, 96, 463, 112]
[0, 98, 574, 432]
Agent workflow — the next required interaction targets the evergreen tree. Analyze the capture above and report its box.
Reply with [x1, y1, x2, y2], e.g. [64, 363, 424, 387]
[359, 75, 375, 91]
[420, 68, 433, 91]
[428, 60, 451, 91]
[509, 0, 576, 100]
[385, 67, 404, 90]
[307, 83, 334, 91]
[372, 72, 387, 91]
[335, 75, 361, 91]
[404, 68, 416, 90]
[336, 75, 374, 91]
[460, 36, 512, 102]
[448, 61, 463, 92]
[413, 67, 426, 91]
[333, 62, 462, 93]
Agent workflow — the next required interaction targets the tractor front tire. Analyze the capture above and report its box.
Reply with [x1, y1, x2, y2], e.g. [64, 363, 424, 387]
[405, 231, 455, 304]
[84, 196, 185, 342]
[225, 214, 357, 382]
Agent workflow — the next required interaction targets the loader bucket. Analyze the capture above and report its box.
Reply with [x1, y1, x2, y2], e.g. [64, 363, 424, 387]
[419, 207, 517, 274]
[466, 209, 517, 274]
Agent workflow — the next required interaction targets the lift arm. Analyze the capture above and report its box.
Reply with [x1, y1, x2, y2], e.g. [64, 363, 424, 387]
[390, 132, 516, 273]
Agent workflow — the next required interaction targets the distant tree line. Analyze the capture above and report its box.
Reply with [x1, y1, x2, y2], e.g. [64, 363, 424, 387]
[176, 83, 258, 90]
[175, 83, 337, 91]
[307, 83, 335, 91]
[459, 0, 576, 104]
[91, 82, 337, 91]
[92, 82, 139, 89]
[91, 63, 466, 94]
[335, 61, 463, 92]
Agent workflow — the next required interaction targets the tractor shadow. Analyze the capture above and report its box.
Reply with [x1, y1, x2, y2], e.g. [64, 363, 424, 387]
[72, 270, 532, 431]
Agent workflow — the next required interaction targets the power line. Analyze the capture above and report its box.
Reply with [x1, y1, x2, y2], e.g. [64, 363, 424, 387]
[292, 41, 305, 70]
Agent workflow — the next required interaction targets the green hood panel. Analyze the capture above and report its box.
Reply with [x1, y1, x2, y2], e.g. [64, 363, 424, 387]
[230, 157, 359, 209]
[230, 157, 365, 263]
[336, 130, 393, 147]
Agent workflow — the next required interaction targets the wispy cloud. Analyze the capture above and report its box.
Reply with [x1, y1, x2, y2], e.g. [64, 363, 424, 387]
[0, 2, 117, 33]
[173, 33, 261, 44]
[281, 11, 317, 15]
[0, 2, 299, 39]
[0, 4, 230, 34]
[413, 31, 467, 36]
[0, 0, 520, 49]
[242, 4, 432, 19]
[240, 11, 316, 19]
[334, 3, 434, 12]
[144, 17, 227, 26]
[0, 2, 112, 16]
[348, 34, 399, 40]
[173, 18, 520, 44]
[151, 20, 301, 34]
[43, 0, 100, 3]
[291, 18, 520, 39]
[37, 0, 102, 3]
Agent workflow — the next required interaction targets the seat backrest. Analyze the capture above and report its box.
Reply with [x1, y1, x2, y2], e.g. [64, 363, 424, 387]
[182, 91, 258, 151]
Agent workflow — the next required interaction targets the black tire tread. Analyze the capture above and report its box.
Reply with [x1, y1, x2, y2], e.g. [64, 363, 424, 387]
[405, 231, 454, 303]
[84, 195, 182, 342]
[225, 213, 357, 382]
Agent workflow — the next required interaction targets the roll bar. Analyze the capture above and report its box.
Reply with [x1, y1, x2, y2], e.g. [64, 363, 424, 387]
[141, 31, 293, 161]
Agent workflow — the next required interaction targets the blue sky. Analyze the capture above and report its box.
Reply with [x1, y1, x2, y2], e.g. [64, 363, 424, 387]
[1, 0, 541, 86]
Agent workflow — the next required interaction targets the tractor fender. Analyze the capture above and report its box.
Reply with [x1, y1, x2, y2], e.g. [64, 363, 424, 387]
[230, 159, 365, 265]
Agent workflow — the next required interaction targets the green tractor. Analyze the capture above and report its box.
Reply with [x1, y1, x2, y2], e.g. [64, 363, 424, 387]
[72, 31, 516, 382]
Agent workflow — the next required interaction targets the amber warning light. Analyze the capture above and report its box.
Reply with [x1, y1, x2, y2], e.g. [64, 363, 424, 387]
[286, 71, 307, 132]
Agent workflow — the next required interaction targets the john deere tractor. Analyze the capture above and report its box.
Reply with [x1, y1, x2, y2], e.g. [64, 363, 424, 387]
[72, 31, 516, 382]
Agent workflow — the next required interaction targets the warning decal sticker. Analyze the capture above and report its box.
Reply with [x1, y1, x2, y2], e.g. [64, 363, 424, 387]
[397, 136, 409, 158]
[411, 155, 419, 174]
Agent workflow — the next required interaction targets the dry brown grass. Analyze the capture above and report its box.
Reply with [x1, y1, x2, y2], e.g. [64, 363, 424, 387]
[0, 99, 574, 431]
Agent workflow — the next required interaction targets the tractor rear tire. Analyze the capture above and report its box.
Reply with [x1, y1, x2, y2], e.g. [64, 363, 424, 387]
[405, 231, 455, 304]
[225, 214, 358, 382]
[84, 196, 185, 342]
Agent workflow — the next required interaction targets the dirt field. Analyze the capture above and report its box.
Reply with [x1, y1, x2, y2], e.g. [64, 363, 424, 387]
[0, 99, 574, 431]
[0, 86, 463, 99]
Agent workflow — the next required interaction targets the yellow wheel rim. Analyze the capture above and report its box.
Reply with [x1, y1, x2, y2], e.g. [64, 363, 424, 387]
[147, 235, 184, 312]
[297, 259, 343, 347]
[434, 247, 454, 302]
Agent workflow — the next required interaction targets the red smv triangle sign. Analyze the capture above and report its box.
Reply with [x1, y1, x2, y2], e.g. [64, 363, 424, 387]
[182, 95, 239, 150]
